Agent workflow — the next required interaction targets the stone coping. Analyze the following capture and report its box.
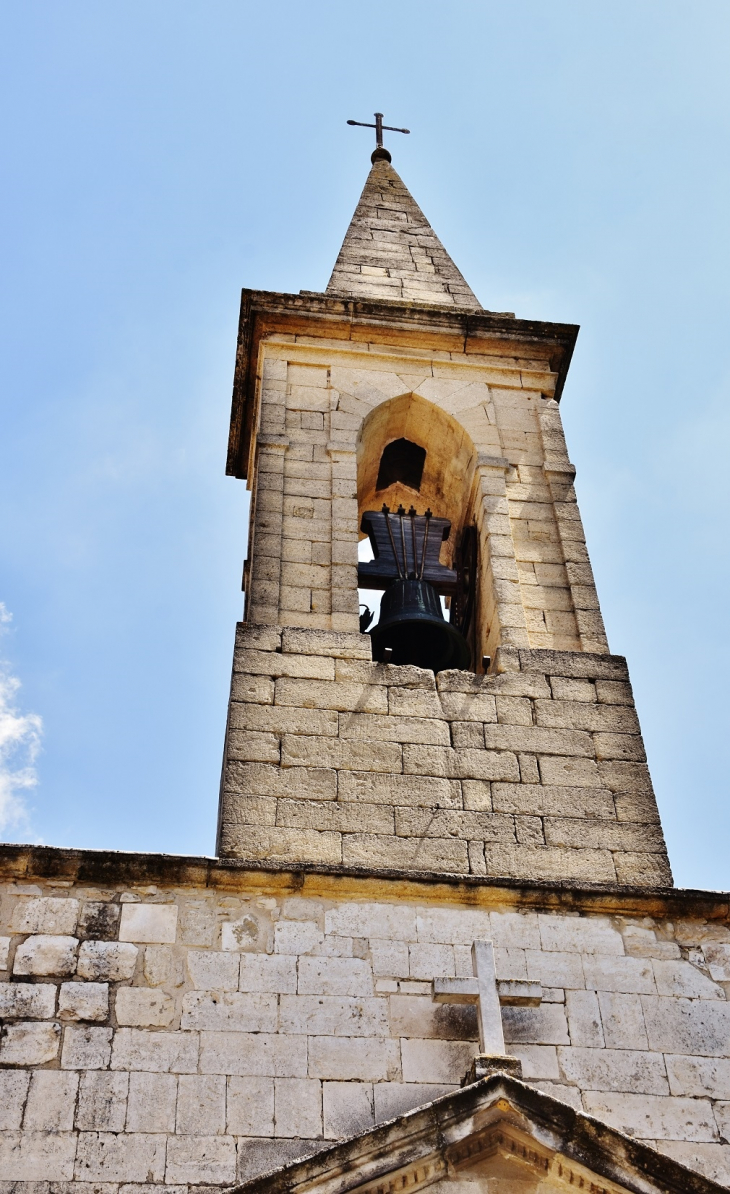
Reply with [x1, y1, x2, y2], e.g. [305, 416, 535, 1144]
[0, 843, 727, 921]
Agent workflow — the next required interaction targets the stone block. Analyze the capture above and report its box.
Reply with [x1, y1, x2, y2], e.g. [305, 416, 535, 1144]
[76, 1071, 129, 1131]
[439, 693, 497, 722]
[231, 672, 276, 703]
[558, 1046, 669, 1093]
[118, 903, 178, 944]
[282, 627, 372, 659]
[175, 1073, 226, 1135]
[142, 943, 173, 985]
[593, 733, 646, 762]
[583, 1091, 717, 1142]
[227, 1074, 274, 1135]
[77, 900, 120, 941]
[181, 990, 277, 1031]
[452, 721, 485, 749]
[61, 1025, 113, 1069]
[535, 701, 639, 733]
[370, 939, 409, 978]
[704, 943, 730, 982]
[484, 843, 616, 883]
[59, 981, 108, 1021]
[402, 745, 519, 782]
[111, 1027, 198, 1072]
[537, 755, 602, 788]
[652, 959, 724, 999]
[115, 986, 176, 1028]
[77, 940, 138, 981]
[10, 896, 79, 935]
[0, 1020, 60, 1065]
[666, 1055, 730, 1099]
[339, 712, 451, 746]
[538, 914, 624, 955]
[338, 771, 461, 808]
[227, 729, 281, 762]
[484, 724, 594, 756]
[544, 818, 666, 852]
[198, 1030, 307, 1076]
[275, 677, 387, 713]
[373, 1081, 456, 1123]
[236, 1137, 327, 1183]
[409, 942, 456, 981]
[237, 648, 335, 679]
[597, 992, 648, 1050]
[297, 956, 374, 996]
[0, 1070, 30, 1129]
[186, 950, 239, 991]
[23, 1069, 78, 1130]
[549, 678, 596, 702]
[280, 994, 388, 1036]
[223, 824, 342, 865]
[282, 735, 402, 772]
[615, 852, 672, 886]
[401, 1038, 474, 1084]
[0, 1130, 77, 1181]
[0, 980, 56, 1019]
[388, 688, 443, 718]
[125, 1070, 177, 1132]
[274, 919, 324, 955]
[0, 935, 9, 969]
[166, 1134, 238, 1184]
[276, 798, 395, 835]
[220, 909, 269, 952]
[275, 1076, 322, 1137]
[651, 1141, 730, 1186]
[74, 1132, 166, 1182]
[502, 1004, 569, 1045]
[524, 949, 584, 989]
[582, 955, 655, 994]
[225, 761, 337, 800]
[510, 1044, 560, 1080]
[491, 781, 614, 819]
[325, 902, 416, 941]
[323, 1081, 374, 1139]
[389, 994, 477, 1042]
[13, 934, 78, 976]
[231, 702, 339, 737]
[343, 833, 469, 873]
[395, 808, 515, 842]
[565, 990, 604, 1047]
[642, 995, 730, 1056]
[415, 906, 493, 946]
[308, 1035, 399, 1081]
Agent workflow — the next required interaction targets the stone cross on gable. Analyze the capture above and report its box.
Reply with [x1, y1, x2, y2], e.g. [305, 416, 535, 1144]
[432, 941, 542, 1082]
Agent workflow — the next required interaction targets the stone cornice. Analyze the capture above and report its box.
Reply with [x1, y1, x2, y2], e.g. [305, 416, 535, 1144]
[0, 843, 726, 922]
[226, 288, 579, 480]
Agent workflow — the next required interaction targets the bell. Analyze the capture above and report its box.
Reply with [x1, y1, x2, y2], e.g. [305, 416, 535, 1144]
[370, 578, 471, 673]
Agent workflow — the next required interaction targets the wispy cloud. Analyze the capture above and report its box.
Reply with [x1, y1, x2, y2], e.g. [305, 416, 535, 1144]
[0, 604, 42, 839]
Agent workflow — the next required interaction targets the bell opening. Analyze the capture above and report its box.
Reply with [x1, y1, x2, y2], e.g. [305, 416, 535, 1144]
[370, 579, 471, 674]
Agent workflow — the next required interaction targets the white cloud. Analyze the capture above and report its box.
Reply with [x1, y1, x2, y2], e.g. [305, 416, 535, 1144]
[0, 603, 42, 838]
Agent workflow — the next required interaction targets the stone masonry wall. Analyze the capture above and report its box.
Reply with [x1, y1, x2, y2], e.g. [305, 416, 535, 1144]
[2, 877, 730, 1188]
[218, 626, 671, 888]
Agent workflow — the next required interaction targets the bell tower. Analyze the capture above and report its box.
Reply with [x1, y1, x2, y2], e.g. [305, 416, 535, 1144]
[217, 147, 671, 889]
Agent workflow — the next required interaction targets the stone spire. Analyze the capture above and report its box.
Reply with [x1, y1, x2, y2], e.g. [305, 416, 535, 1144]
[326, 156, 482, 308]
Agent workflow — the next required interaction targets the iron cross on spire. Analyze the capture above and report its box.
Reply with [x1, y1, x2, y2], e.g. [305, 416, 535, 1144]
[433, 941, 543, 1081]
[347, 112, 410, 161]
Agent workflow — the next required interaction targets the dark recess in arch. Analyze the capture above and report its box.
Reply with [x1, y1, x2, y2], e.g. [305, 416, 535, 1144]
[376, 437, 426, 492]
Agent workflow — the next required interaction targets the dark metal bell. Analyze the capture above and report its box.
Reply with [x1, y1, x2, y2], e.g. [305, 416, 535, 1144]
[369, 578, 471, 673]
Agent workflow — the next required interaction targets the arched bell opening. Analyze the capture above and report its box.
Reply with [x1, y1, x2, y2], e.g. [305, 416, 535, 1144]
[356, 393, 480, 672]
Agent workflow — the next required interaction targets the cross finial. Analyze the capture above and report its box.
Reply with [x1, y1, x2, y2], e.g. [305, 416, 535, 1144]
[432, 941, 543, 1083]
[347, 112, 410, 163]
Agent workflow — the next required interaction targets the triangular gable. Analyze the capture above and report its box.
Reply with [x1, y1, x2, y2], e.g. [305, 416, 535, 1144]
[229, 1074, 724, 1194]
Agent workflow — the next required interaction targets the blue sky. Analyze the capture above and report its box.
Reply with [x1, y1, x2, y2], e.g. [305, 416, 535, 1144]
[1, 2, 729, 887]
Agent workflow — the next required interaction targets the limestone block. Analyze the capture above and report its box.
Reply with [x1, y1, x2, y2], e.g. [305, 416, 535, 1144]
[0, 1020, 60, 1065]
[282, 734, 402, 772]
[704, 943, 730, 982]
[484, 724, 593, 756]
[0, 1130, 77, 1181]
[74, 1131, 166, 1182]
[583, 1091, 717, 1142]
[199, 1030, 307, 1076]
[535, 700, 639, 733]
[340, 712, 451, 746]
[275, 1076, 323, 1137]
[484, 844, 616, 884]
[370, 939, 410, 977]
[502, 1004, 569, 1045]
[227, 1074, 274, 1135]
[524, 949, 585, 989]
[652, 959, 724, 999]
[186, 949, 239, 991]
[308, 1035, 399, 1081]
[77, 900, 119, 942]
[61, 1025, 113, 1069]
[111, 1027, 198, 1072]
[22, 1068, 78, 1132]
[565, 990, 604, 1047]
[126, 1070, 177, 1132]
[166, 1134, 237, 1184]
[0, 935, 9, 969]
[13, 933, 78, 976]
[221, 910, 269, 952]
[373, 1081, 456, 1124]
[325, 902, 416, 941]
[642, 995, 730, 1056]
[409, 942, 455, 980]
[282, 627, 372, 660]
[0, 1070, 30, 1129]
[77, 940, 138, 981]
[544, 819, 666, 853]
[558, 1046, 669, 1093]
[237, 648, 335, 680]
[395, 808, 515, 842]
[227, 729, 281, 763]
[280, 994, 387, 1036]
[402, 745, 519, 782]
[415, 906, 493, 946]
[343, 833, 469, 873]
[549, 678, 596, 702]
[389, 688, 443, 718]
[141, 943, 173, 986]
[597, 992, 648, 1050]
[666, 1055, 730, 1099]
[224, 824, 342, 865]
[537, 756, 602, 788]
[389, 994, 477, 1042]
[323, 1081, 374, 1139]
[119, 903, 178, 944]
[10, 895, 80, 935]
[651, 1141, 730, 1186]
[338, 771, 461, 808]
[510, 1044, 560, 1080]
[298, 956, 374, 996]
[181, 990, 277, 1031]
[59, 980, 108, 1021]
[275, 677, 387, 713]
[491, 781, 614, 819]
[231, 702, 339, 737]
[276, 798, 395, 835]
[116, 986, 176, 1028]
[401, 1038, 474, 1084]
[439, 693, 497, 722]
[538, 914, 624, 956]
[519, 650, 628, 680]
[582, 955, 655, 994]
[176, 1073, 226, 1134]
[595, 680, 634, 705]
[615, 853, 672, 886]
[226, 760, 337, 801]
[452, 722, 485, 749]
[594, 732, 646, 763]
[232, 672, 275, 703]
[274, 919, 323, 955]
[0, 979, 56, 1019]
[76, 1071, 129, 1131]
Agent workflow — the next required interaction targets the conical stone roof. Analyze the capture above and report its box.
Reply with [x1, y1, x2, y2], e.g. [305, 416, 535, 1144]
[326, 156, 481, 308]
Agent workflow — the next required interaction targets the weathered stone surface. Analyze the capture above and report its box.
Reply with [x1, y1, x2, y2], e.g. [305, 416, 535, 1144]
[77, 940, 138, 981]
[61, 1025, 113, 1069]
[0, 980, 56, 1019]
[76, 1071, 129, 1131]
[11, 896, 79, 935]
[642, 995, 730, 1056]
[111, 1028, 198, 1072]
[13, 933, 78, 976]
[0, 1020, 60, 1065]
[181, 990, 277, 1031]
[59, 981, 109, 1022]
[118, 902, 178, 944]
[176, 1072, 226, 1134]
[77, 900, 120, 941]
[166, 1133, 237, 1184]
[125, 1070, 177, 1131]
[187, 949, 240, 990]
[557, 1046, 669, 1094]
[115, 986, 176, 1028]
[23, 1069, 79, 1130]
[308, 1035, 399, 1081]
[74, 1131, 166, 1182]
[0, 1070, 30, 1129]
[199, 1030, 307, 1076]
[323, 1080, 374, 1138]
[0, 1129, 77, 1181]
[583, 1091, 717, 1141]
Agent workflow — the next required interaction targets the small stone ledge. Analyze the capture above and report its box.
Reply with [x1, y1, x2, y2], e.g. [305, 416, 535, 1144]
[0, 843, 727, 922]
